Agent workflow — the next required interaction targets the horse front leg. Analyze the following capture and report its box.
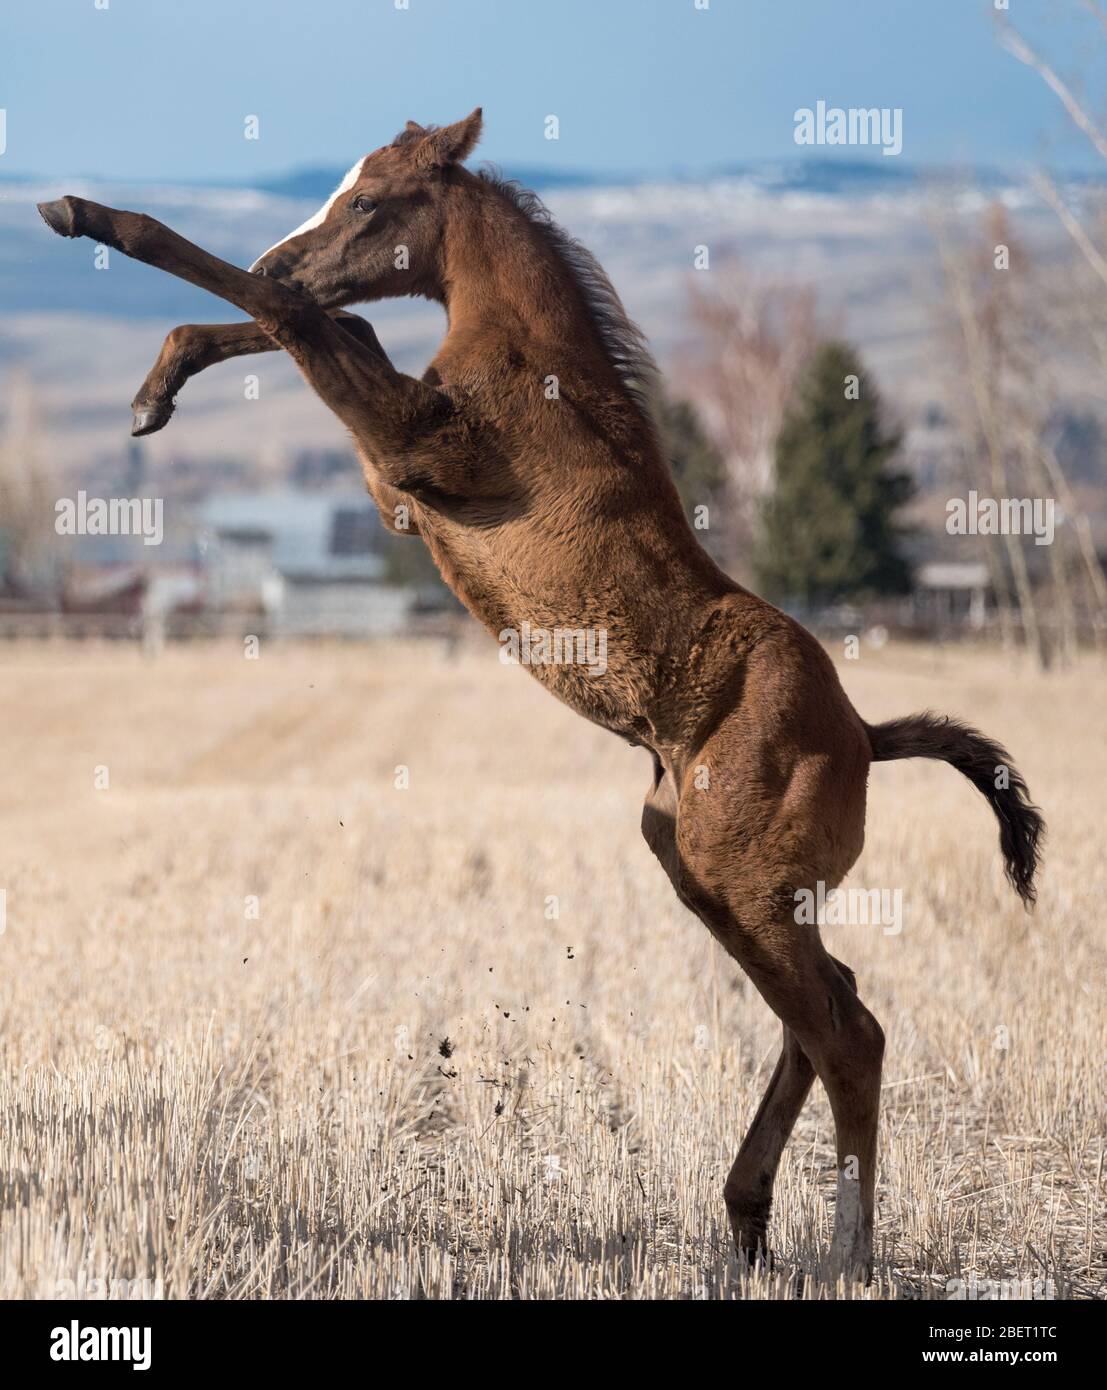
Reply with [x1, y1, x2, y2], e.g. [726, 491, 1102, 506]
[129, 315, 422, 539]
[130, 313, 392, 437]
[131, 321, 277, 436]
[38, 196, 316, 327]
[37, 196, 389, 402]
[38, 198, 417, 444]
[38, 196, 502, 506]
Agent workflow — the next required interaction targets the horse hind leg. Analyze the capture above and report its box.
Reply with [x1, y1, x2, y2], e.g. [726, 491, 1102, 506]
[664, 716, 882, 1281]
[641, 759, 876, 1274]
[711, 891, 883, 1283]
[724, 1024, 815, 1264]
[820, 964, 884, 1284]
[723, 955, 858, 1266]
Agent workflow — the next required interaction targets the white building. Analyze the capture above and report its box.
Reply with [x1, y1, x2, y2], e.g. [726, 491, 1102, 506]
[199, 489, 416, 637]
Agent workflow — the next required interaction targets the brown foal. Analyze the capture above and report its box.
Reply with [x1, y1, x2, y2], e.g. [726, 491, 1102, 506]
[38, 109, 1043, 1282]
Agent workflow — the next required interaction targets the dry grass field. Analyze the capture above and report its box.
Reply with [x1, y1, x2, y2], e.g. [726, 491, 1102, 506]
[0, 636, 1103, 1300]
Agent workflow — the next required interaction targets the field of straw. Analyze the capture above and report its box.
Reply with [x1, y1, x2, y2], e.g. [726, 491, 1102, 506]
[0, 636, 1103, 1300]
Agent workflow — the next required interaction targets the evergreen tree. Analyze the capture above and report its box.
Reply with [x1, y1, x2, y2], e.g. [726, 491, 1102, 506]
[755, 341, 914, 604]
[655, 389, 726, 523]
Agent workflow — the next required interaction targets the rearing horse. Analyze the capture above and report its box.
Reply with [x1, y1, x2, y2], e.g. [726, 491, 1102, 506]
[37, 109, 1043, 1282]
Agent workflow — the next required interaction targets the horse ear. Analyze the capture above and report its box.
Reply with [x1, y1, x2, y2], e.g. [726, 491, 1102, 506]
[416, 108, 483, 168]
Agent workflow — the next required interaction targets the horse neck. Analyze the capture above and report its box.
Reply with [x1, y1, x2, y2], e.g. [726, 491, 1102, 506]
[437, 180, 604, 359]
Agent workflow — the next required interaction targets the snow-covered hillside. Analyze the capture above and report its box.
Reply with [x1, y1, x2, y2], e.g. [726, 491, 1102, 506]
[0, 164, 1074, 469]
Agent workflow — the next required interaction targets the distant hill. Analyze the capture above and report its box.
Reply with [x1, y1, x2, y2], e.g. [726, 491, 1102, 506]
[244, 157, 1039, 203]
[0, 159, 1096, 473]
[252, 164, 618, 201]
[11, 156, 1101, 201]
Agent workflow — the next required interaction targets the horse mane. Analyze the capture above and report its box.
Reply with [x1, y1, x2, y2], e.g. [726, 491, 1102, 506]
[391, 124, 659, 429]
[475, 169, 660, 428]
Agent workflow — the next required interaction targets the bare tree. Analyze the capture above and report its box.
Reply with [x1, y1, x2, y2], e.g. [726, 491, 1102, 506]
[685, 262, 819, 576]
[934, 197, 1107, 667]
[935, 206, 1045, 663]
[996, 5, 1107, 649]
[0, 369, 58, 597]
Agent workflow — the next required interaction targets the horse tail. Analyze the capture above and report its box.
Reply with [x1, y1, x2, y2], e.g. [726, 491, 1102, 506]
[866, 712, 1044, 907]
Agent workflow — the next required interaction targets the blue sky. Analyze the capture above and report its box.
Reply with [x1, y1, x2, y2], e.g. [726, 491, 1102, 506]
[0, 0, 1100, 181]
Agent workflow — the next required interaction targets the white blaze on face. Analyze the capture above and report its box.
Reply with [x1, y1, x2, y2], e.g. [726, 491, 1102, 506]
[249, 158, 366, 269]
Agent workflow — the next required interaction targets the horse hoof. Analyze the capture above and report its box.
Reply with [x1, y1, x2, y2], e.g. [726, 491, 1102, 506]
[735, 1241, 774, 1274]
[826, 1247, 874, 1287]
[131, 403, 172, 437]
[37, 197, 82, 238]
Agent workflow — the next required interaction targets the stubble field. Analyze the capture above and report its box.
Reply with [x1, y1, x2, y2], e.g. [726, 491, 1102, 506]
[0, 637, 1102, 1300]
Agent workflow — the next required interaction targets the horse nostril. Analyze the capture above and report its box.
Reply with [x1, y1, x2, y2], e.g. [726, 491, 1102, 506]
[252, 264, 267, 277]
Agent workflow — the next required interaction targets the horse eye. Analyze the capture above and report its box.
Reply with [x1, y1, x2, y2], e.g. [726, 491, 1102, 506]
[352, 195, 377, 214]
